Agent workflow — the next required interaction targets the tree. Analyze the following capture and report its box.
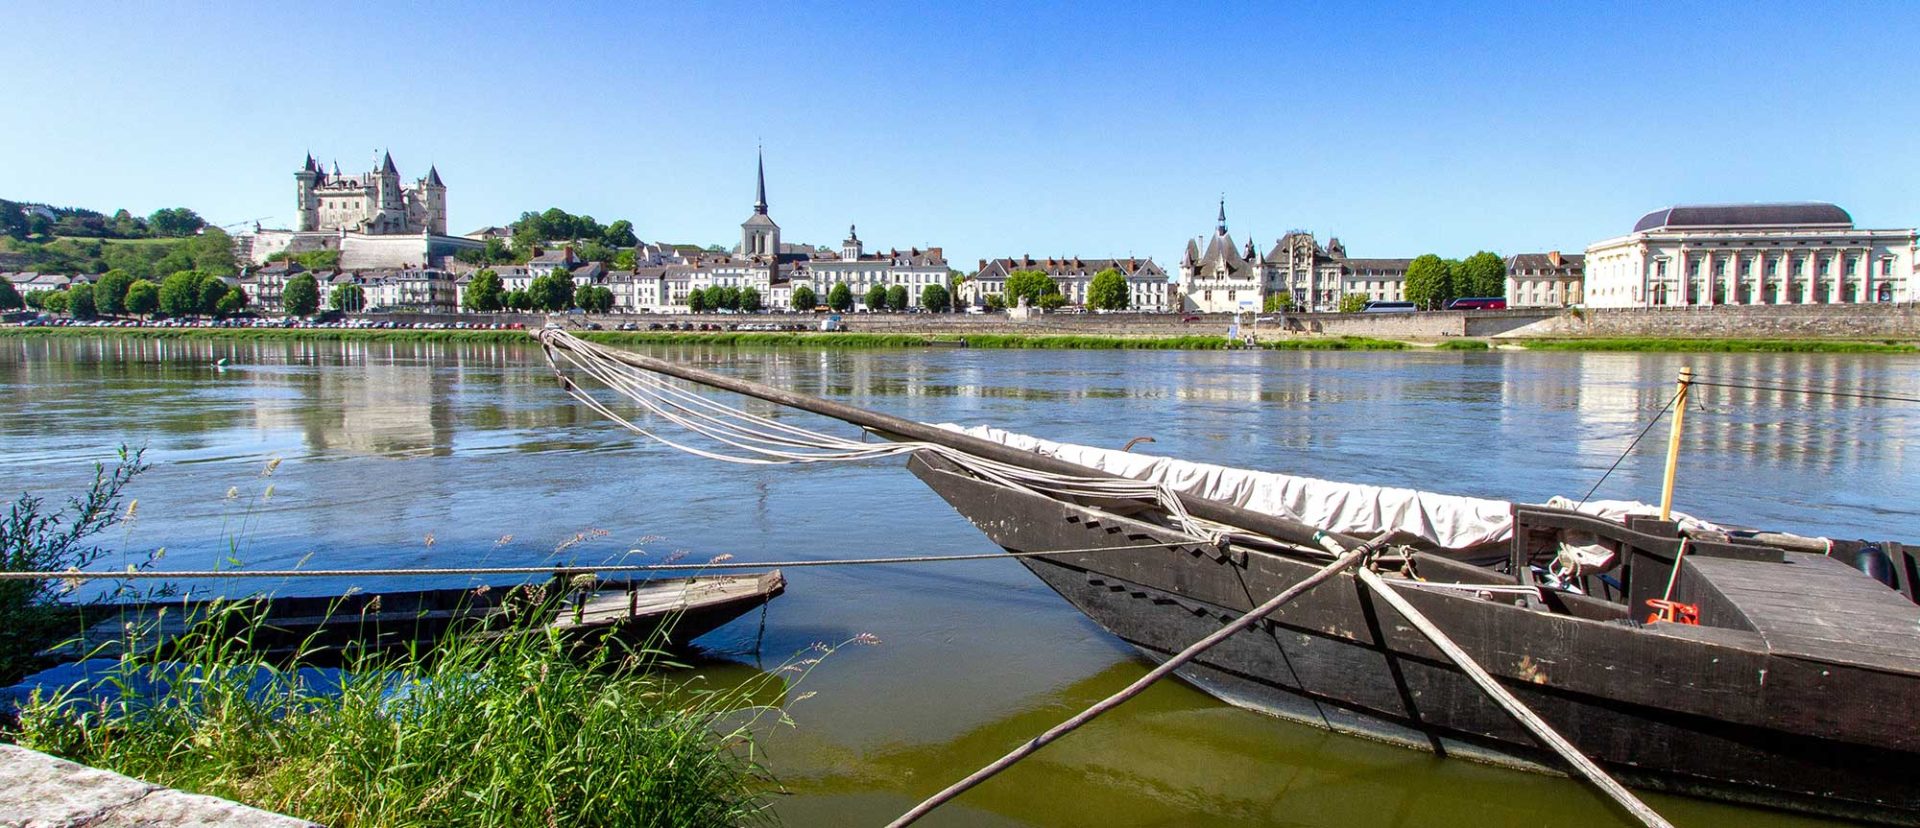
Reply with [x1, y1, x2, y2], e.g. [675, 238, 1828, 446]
[66, 283, 96, 319]
[603, 220, 638, 248]
[40, 290, 69, 314]
[463, 269, 504, 312]
[865, 284, 888, 311]
[1003, 269, 1061, 307]
[125, 280, 159, 316]
[716, 286, 740, 311]
[1403, 254, 1451, 310]
[1263, 293, 1295, 313]
[146, 207, 205, 237]
[158, 271, 200, 317]
[985, 294, 1007, 312]
[282, 273, 321, 316]
[1087, 268, 1129, 311]
[503, 289, 529, 312]
[920, 283, 950, 313]
[196, 274, 230, 315]
[1035, 293, 1067, 311]
[791, 285, 817, 311]
[1337, 293, 1370, 314]
[827, 283, 854, 312]
[215, 286, 248, 316]
[576, 241, 615, 264]
[0, 278, 21, 311]
[686, 289, 707, 313]
[613, 249, 637, 270]
[739, 286, 762, 313]
[330, 283, 366, 313]
[1456, 251, 1507, 299]
[527, 270, 575, 311]
[94, 270, 134, 316]
[577, 285, 614, 313]
[885, 284, 908, 311]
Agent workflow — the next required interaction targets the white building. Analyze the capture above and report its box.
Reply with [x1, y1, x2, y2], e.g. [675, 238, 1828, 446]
[1584, 203, 1915, 308]
[968, 255, 1171, 311]
[1177, 200, 1408, 312]
[1505, 251, 1585, 308]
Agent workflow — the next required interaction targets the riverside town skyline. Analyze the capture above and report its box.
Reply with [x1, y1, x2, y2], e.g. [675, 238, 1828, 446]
[4, 3, 1917, 271]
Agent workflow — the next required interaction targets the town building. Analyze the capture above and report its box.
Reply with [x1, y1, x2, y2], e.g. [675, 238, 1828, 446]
[1584, 203, 1916, 308]
[1505, 251, 1585, 307]
[968, 255, 1171, 311]
[1177, 201, 1409, 311]
[245, 152, 481, 270]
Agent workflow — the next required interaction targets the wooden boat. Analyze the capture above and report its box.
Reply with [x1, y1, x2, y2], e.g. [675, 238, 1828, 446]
[48, 571, 786, 664]
[535, 337, 1920, 825]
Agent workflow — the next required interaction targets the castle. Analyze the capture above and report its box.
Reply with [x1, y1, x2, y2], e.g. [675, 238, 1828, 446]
[294, 152, 446, 235]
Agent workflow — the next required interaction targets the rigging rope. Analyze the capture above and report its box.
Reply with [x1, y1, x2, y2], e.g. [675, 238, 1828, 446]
[1575, 389, 1680, 508]
[537, 329, 1226, 542]
[1688, 378, 1920, 404]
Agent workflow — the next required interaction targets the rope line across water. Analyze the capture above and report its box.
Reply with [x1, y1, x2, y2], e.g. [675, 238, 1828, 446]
[0, 540, 1195, 581]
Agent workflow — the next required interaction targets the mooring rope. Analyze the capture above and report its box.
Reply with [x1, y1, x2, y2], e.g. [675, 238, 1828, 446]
[0, 540, 1195, 582]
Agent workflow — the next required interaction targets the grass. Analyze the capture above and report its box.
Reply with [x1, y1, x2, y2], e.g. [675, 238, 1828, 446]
[0, 325, 1408, 351]
[1516, 337, 1919, 354]
[7, 595, 817, 827]
[1432, 339, 1492, 351]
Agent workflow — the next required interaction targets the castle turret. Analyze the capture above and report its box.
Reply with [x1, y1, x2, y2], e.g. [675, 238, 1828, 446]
[421, 165, 447, 235]
[294, 154, 320, 232]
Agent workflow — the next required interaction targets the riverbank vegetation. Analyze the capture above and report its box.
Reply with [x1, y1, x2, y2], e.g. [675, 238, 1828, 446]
[9, 602, 787, 826]
[0, 325, 1408, 351]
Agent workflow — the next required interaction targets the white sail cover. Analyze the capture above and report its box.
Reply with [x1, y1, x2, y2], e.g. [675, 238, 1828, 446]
[940, 424, 1517, 550]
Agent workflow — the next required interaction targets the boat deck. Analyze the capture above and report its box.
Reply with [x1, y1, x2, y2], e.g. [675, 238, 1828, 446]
[553, 574, 778, 630]
[1687, 552, 1920, 675]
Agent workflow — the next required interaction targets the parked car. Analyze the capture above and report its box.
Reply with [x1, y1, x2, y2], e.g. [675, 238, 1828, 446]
[1361, 301, 1419, 313]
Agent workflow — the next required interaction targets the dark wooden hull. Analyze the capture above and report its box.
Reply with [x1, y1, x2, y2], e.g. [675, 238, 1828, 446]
[50, 573, 785, 665]
[908, 452, 1920, 824]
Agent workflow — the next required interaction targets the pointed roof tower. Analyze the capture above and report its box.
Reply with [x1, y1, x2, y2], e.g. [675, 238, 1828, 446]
[1216, 195, 1228, 236]
[381, 151, 398, 176]
[753, 146, 768, 215]
[426, 165, 444, 187]
[303, 153, 316, 172]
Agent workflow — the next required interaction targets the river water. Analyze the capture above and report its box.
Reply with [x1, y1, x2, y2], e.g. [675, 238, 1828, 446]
[4, 335, 1916, 827]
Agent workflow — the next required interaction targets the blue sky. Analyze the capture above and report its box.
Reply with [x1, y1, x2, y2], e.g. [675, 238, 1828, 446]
[6, 2, 1917, 269]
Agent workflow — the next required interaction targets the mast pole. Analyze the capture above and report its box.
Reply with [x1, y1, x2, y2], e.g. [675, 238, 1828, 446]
[1658, 366, 1692, 521]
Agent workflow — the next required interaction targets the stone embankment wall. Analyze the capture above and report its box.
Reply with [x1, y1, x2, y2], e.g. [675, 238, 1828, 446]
[1502, 304, 1920, 340]
[387, 309, 1556, 339]
[369, 305, 1919, 341]
[0, 743, 317, 827]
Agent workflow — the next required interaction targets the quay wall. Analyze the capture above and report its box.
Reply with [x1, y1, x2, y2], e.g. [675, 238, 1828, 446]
[1503, 304, 1920, 340]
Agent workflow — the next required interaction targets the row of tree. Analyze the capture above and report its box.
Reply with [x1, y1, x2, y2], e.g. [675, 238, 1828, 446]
[2, 200, 208, 241]
[7, 268, 250, 319]
[1403, 251, 1507, 310]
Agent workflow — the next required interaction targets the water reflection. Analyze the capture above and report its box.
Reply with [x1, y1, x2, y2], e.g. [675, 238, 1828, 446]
[2, 336, 1914, 828]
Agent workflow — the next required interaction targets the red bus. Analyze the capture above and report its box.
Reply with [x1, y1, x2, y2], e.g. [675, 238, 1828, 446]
[1445, 297, 1507, 310]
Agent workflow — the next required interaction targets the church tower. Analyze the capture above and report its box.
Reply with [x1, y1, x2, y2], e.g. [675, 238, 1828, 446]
[740, 148, 781, 258]
[294, 154, 320, 232]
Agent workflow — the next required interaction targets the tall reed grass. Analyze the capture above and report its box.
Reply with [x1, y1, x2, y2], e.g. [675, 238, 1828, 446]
[9, 594, 818, 827]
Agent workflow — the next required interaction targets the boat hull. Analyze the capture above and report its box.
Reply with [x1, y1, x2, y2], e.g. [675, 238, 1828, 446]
[908, 452, 1920, 824]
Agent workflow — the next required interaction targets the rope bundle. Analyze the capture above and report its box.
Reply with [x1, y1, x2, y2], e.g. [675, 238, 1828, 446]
[537, 330, 1224, 541]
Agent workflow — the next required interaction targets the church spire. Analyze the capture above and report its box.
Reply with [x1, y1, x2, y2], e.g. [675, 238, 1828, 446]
[1216, 195, 1227, 235]
[753, 146, 768, 215]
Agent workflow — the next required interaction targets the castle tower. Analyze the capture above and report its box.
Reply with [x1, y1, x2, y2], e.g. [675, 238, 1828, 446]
[421, 165, 447, 235]
[294, 154, 320, 232]
[740, 148, 781, 258]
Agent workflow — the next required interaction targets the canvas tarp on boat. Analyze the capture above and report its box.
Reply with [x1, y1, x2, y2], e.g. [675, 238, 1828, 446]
[939, 425, 1720, 556]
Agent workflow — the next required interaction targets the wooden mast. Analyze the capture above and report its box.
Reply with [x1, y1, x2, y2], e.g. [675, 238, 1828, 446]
[1658, 367, 1692, 521]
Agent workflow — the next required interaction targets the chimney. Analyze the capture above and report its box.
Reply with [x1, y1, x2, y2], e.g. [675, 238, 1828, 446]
[978, 258, 986, 270]
[1548, 250, 1563, 266]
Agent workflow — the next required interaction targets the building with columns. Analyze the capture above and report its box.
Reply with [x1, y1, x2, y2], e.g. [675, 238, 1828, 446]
[1584, 203, 1915, 308]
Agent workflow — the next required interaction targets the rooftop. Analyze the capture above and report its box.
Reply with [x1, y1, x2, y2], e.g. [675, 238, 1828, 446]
[1632, 202, 1853, 233]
